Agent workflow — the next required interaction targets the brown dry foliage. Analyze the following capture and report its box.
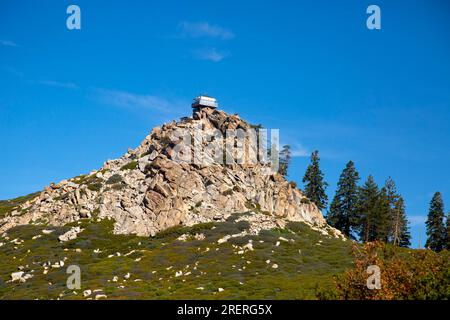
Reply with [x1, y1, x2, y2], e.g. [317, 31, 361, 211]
[318, 241, 450, 300]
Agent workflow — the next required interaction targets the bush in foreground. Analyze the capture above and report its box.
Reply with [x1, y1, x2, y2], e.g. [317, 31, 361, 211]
[318, 241, 450, 300]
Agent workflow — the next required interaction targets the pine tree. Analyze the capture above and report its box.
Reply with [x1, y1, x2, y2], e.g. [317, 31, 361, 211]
[395, 197, 411, 247]
[278, 145, 291, 177]
[302, 150, 328, 211]
[384, 177, 411, 247]
[327, 161, 360, 238]
[356, 175, 379, 243]
[384, 177, 399, 241]
[373, 187, 391, 242]
[328, 197, 343, 234]
[425, 192, 446, 252]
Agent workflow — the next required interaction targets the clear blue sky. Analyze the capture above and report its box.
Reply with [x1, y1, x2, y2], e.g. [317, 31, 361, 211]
[1, 0, 449, 248]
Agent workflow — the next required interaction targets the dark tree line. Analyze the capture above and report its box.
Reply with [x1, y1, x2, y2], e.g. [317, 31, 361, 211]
[301, 152, 411, 247]
[278, 149, 449, 251]
[353, 175, 410, 246]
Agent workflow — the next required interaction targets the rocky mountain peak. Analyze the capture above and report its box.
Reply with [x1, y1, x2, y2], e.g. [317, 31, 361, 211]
[0, 107, 344, 240]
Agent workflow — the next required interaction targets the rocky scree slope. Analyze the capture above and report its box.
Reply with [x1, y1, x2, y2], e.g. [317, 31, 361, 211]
[0, 108, 344, 239]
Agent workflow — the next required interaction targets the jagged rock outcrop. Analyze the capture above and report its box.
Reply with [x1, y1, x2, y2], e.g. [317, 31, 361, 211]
[0, 108, 344, 239]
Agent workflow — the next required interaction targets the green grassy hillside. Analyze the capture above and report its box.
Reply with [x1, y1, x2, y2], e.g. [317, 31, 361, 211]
[0, 212, 353, 299]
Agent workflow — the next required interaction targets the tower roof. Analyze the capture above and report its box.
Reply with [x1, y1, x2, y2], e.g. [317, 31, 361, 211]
[192, 95, 218, 109]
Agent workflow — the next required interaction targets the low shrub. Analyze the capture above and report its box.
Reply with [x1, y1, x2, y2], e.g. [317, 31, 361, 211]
[319, 241, 450, 300]
[222, 189, 233, 196]
[106, 174, 123, 185]
[300, 198, 311, 204]
[120, 161, 138, 171]
[87, 183, 103, 192]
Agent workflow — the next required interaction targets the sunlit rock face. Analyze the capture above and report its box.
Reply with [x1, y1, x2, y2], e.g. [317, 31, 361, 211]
[0, 108, 343, 239]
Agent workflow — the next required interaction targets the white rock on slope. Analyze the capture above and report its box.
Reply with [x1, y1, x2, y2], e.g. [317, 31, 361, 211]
[10, 271, 33, 283]
[58, 227, 83, 242]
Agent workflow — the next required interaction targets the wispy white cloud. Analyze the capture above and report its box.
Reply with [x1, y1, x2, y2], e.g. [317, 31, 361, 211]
[0, 40, 19, 47]
[408, 215, 427, 227]
[290, 144, 310, 157]
[193, 48, 228, 62]
[179, 22, 234, 40]
[93, 89, 185, 114]
[38, 80, 78, 89]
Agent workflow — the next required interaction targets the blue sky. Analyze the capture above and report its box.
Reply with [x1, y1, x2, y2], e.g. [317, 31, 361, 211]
[1, 0, 449, 248]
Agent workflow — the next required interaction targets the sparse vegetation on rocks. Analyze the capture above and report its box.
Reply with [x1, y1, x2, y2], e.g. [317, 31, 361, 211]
[120, 161, 138, 171]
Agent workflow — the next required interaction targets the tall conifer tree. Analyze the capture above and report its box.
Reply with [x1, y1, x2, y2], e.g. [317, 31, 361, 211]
[384, 177, 411, 247]
[278, 145, 291, 177]
[327, 161, 360, 238]
[356, 175, 379, 242]
[373, 187, 391, 242]
[394, 197, 411, 247]
[425, 192, 446, 252]
[302, 150, 328, 211]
